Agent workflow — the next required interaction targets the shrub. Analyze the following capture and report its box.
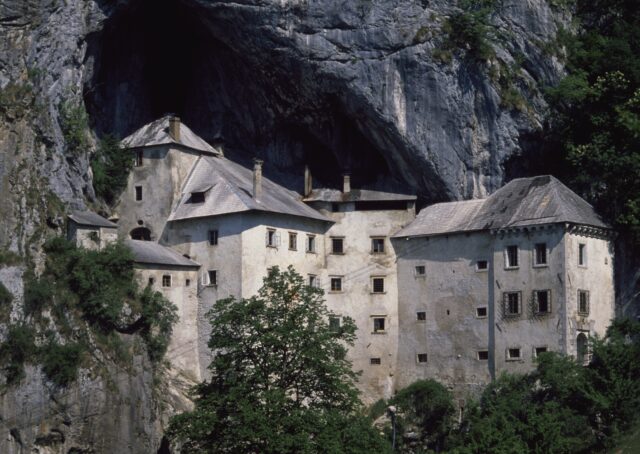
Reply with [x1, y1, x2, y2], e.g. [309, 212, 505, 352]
[40, 340, 83, 387]
[91, 134, 132, 205]
[23, 276, 54, 316]
[59, 100, 89, 156]
[0, 323, 37, 385]
[0, 282, 12, 306]
[0, 248, 21, 267]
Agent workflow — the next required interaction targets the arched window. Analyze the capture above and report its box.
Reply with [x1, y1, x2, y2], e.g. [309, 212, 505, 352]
[577, 333, 589, 365]
[130, 227, 151, 241]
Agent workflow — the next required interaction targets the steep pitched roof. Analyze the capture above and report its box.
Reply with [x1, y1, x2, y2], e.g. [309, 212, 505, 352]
[394, 175, 610, 238]
[121, 115, 220, 155]
[168, 156, 330, 223]
[68, 210, 117, 228]
[304, 188, 416, 203]
[125, 240, 200, 268]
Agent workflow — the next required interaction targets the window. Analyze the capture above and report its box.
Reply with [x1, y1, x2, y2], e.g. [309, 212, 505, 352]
[415, 265, 426, 276]
[578, 290, 590, 315]
[288, 232, 297, 250]
[477, 351, 489, 361]
[189, 192, 205, 203]
[208, 229, 218, 246]
[476, 307, 488, 318]
[185, 279, 191, 287]
[329, 316, 341, 332]
[308, 274, 318, 287]
[534, 243, 547, 266]
[330, 277, 343, 292]
[370, 358, 381, 365]
[331, 237, 344, 254]
[371, 238, 385, 254]
[578, 243, 587, 266]
[505, 245, 519, 268]
[416, 311, 426, 321]
[417, 353, 428, 363]
[331, 203, 340, 212]
[507, 348, 522, 360]
[266, 229, 279, 248]
[534, 346, 548, 358]
[306, 235, 316, 253]
[207, 270, 217, 286]
[162, 275, 171, 288]
[134, 150, 143, 167]
[372, 277, 385, 293]
[533, 290, 551, 314]
[476, 260, 489, 271]
[373, 317, 386, 333]
[503, 292, 521, 316]
[135, 185, 143, 201]
[148, 277, 155, 287]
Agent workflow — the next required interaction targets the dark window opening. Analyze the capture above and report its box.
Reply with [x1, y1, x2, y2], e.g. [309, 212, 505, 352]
[504, 292, 521, 316]
[331, 203, 340, 212]
[417, 353, 428, 363]
[371, 238, 385, 254]
[162, 275, 171, 287]
[476, 260, 488, 271]
[208, 229, 218, 245]
[188, 192, 205, 204]
[134, 150, 143, 167]
[373, 317, 386, 333]
[372, 277, 385, 293]
[476, 307, 488, 318]
[330, 277, 342, 292]
[135, 185, 143, 201]
[354, 200, 408, 211]
[534, 290, 551, 314]
[535, 347, 548, 357]
[130, 227, 151, 241]
[506, 245, 519, 268]
[370, 358, 381, 365]
[578, 290, 590, 315]
[534, 243, 547, 265]
[416, 311, 426, 321]
[329, 316, 341, 332]
[478, 351, 489, 360]
[415, 265, 426, 276]
[331, 238, 344, 254]
[208, 270, 217, 286]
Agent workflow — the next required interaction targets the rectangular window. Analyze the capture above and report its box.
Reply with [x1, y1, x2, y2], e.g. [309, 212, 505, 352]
[162, 275, 171, 288]
[414, 265, 426, 276]
[331, 237, 344, 254]
[476, 307, 488, 318]
[533, 290, 551, 314]
[417, 353, 428, 363]
[330, 277, 343, 292]
[534, 243, 547, 266]
[476, 260, 489, 271]
[135, 185, 143, 201]
[534, 346, 548, 358]
[370, 358, 381, 365]
[503, 292, 521, 316]
[373, 317, 386, 333]
[207, 270, 217, 286]
[505, 245, 519, 268]
[288, 232, 297, 251]
[331, 203, 340, 212]
[578, 243, 587, 266]
[266, 229, 278, 248]
[578, 290, 590, 315]
[507, 348, 522, 360]
[306, 235, 316, 253]
[185, 279, 191, 287]
[477, 350, 489, 361]
[329, 316, 341, 331]
[148, 277, 155, 287]
[416, 311, 426, 321]
[372, 277, 385, 293]
[308, 274, 318, 288]
[208, 229, 218, 246]
[134, 150, 143, 167]
[371, 237, 385, 254]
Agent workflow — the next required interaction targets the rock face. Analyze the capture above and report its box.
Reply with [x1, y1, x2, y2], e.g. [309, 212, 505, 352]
[0, 0, 572, 451]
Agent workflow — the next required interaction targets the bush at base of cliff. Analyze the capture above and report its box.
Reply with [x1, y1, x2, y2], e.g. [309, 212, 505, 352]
[91, 134, 132, 205]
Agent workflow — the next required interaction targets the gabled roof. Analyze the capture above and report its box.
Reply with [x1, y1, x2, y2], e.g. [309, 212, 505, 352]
[394, 175, 610, 238]
[304, 188, 416, 203]
[168, 156, 330, 223]
[125, 240, 200, 268]
[121, 115, 220, 155]
[68, 210, 117, 228]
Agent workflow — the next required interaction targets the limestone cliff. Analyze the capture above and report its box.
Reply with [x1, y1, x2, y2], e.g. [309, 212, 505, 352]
[0, 0, 572, 452]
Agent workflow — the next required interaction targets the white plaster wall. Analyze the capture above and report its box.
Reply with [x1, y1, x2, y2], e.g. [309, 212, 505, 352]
[68, 224, 118, 251]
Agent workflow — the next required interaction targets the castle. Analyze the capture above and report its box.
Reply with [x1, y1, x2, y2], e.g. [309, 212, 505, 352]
[68, 116, 615, 402]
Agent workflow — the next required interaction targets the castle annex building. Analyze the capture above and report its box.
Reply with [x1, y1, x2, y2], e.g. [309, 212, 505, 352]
[70, 116, 615, 401]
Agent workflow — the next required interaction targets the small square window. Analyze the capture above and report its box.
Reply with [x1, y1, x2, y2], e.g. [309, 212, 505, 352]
[331, 237, 344, 254]
[208, 229, 218, 246]
[578, 243, 587, 266]
[533, 290, 551, 314]
[578, 290, 590, 315]
[477, 350, 489, 360]
[266, 229, 279, 247]
[306, 235, 316, 253]
[505, 245, 519, 268]
[373, 317, 386, 333]
[135, 185, 143, 201]
[507, 348, 521, 360]
[476, 260, 489, 271]
[476, 307, 488, 318]
[331, 203, 340, 212]
[330, 277, 343, 292]
[416, 311, 426, 321]
[329, 316, 341, 331]
[503, 292, 521, 316]
[134, 150, 143, 167]
[370, 358, 381, 365]
[534, 346, 548, 358]
[534, 243, 547, 266]
[372, 277, 385, 294]
[371, 238, 385, 254]
[185, 279, 191, 287]
[415, 265, 426, 276]
[162, 275, 172, 288]
[288, 232, 297, 250]
[208, 270, 217, 286]
[417, 353, 428, 363]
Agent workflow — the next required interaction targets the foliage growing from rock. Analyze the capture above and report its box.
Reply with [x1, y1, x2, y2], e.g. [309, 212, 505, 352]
[39, 339, 83, 387]
[438, 0, 498, 62]
[0, 249, 21, 267]
[0, 323, 37, 386]
[59, 100, 89, 156]
[91, 134, 132, 205]
[168, 266, 389, 453]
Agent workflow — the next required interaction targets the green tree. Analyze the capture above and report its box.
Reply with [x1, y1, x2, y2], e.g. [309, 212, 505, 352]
[91, 134, 133, 205]
[168, 266, 390, 453]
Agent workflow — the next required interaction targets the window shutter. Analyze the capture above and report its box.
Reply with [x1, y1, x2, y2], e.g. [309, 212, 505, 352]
[201, 270, 210, 286]
[503, 293, 508, 314]
[275, 232, 281, 247]
[265, 230, 269, 246]
[547, 290, 552, 313]
[532, 290, 538, 312]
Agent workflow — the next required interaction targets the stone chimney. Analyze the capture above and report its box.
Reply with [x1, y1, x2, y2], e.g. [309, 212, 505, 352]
[342, 173, 351, 194]
[253, 158, 264, 200]
[304, 165, 312, 197]
[169, 116, 181, 142]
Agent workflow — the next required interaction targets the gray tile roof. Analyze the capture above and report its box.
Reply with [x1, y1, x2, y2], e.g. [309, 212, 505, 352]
[394, 175, 610, 238]
[303, 188, 416, 203]
[168, 156, 331, 223]
[121, 115, 220, 155]
[68, 210, 118, 228]
[125, 240, 200, 268]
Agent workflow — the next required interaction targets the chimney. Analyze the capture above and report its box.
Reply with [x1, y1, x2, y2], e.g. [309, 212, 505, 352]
[169, 116, 181, 142]
[342, 172, 351, 194]
[253, 158, 264, 200]
[304, 165, 312, 197]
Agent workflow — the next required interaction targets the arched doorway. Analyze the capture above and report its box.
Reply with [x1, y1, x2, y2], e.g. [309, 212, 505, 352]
[577, 332, 589, 365]
[130, 227, 151, 241]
